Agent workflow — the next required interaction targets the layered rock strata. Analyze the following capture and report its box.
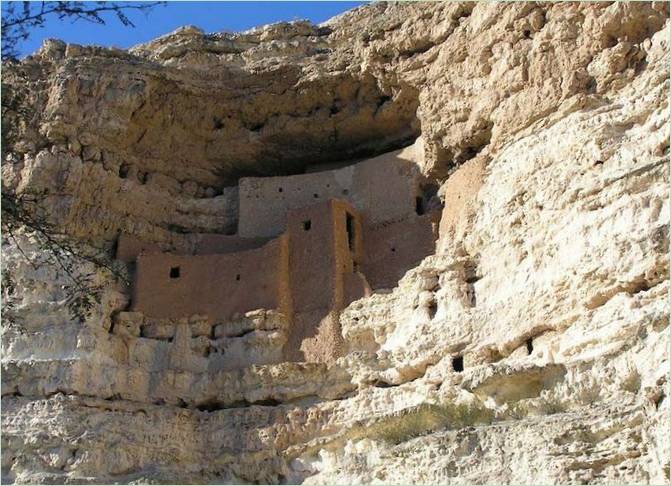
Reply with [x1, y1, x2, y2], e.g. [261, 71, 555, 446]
[1, 2, 669, 484]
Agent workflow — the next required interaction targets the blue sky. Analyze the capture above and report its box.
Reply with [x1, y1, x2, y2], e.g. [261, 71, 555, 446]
[3, 1, 366, 58]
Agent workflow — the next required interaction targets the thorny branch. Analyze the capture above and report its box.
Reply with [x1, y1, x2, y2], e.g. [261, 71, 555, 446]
[1, 1, 161, 323]
[1, 1, 164, 60]
[1, 190, 130, 323]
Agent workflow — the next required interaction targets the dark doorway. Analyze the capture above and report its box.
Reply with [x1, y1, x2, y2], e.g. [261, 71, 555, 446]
[415, 196, 425, 215]
[169, 266, 180, 279]
[346, 212, 355, 252]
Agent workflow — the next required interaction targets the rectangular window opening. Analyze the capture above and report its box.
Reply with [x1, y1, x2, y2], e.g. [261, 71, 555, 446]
[302, 220, 311, 231]
[170, 266, 180, 279]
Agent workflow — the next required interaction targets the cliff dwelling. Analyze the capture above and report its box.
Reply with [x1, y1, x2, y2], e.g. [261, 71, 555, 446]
[3, 2, 670, 484]
[115, 143, 441, 364]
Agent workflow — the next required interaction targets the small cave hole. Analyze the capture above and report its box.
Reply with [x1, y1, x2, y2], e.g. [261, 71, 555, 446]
[458, 8, 472, 19]
[526, 338, 534, 355]
[464, 261, 481, 284]
[253, 398, 281, 407]
[377, 95, 392, 107]
[195, 401, 222, 412]
[372, 379, 398, 388]
[428, 299, 438, 319]
[313, 193, 319, 198]
[466, 286, 476, 307]
[236, 274, 241, 281]
[302, 220, 312, 231]
[654, 392, 665, 410]
[523, 30, 531, 39]
[390, 247, 396, 253]
[342, 189, 349, 195]
[169, 266, 180, 279]
[118, 164, 129, 179]
[460, 146, 481, 162]
[594, 160, 604, 166]
[586, 77, 598, 94]
[278, 187, 283, 193]
[452, 355, 464, 372]
[464, 261, 479, 308]
[110, 237, 119, 259]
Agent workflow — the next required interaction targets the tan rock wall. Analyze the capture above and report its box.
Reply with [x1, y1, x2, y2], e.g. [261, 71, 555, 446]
[1, 2, 669, 485]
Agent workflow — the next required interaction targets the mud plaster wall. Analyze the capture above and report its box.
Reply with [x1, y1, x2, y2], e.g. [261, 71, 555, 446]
[362, 213, 439, 290]
[117, 235, 163, 263]
[237, 146, 422, 238]
[189, 234, 271, 255]
[117, 233, 271, 262]
[283, 200, 364, 362]
[131, 236, 288, 322]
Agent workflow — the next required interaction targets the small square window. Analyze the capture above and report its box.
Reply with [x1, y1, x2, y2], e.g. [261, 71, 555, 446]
[170, 266, 180, 279]
[303, 220, 311, 231]
[236, 274, 241, 281]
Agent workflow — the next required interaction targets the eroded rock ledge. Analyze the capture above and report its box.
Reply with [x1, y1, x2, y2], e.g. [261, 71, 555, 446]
[1, 2, 669, 484]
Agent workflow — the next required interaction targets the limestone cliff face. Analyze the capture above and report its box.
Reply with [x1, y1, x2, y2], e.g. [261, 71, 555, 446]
[1, 2, 669, 484]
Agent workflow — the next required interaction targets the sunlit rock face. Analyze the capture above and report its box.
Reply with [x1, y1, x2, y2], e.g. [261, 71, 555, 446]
[1, 2, 669, 484]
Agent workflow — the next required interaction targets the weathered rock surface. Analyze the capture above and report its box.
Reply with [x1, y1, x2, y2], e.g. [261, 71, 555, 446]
[1, 2, 669, 484]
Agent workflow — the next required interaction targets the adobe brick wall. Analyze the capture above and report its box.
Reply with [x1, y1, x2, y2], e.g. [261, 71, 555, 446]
[116, 234, 164, 263]
[238, 146, 422, 238]
[362, 212, 439, 290]
[286, 201, 340, 312]
[126, 195, 437, 363]
[116, 233, 270, 262]
[131, 236, 290, 322]
[120, 135, 441, 366]
[350, 149, 421, 224]
[343, 272, 371, 305]
[282, 199, 364, 362]
[191, 234, 271, 255]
